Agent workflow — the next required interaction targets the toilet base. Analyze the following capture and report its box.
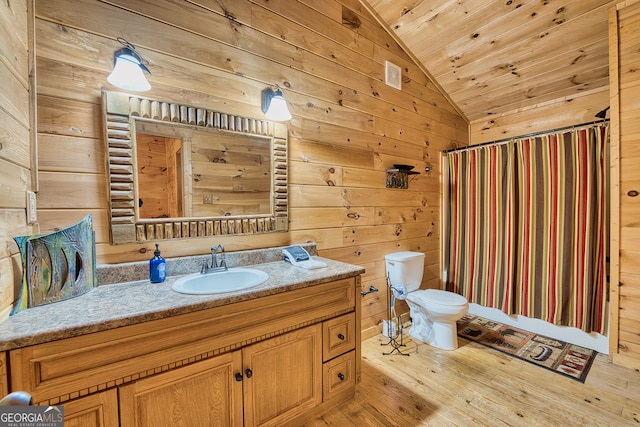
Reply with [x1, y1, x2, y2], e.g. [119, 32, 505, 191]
[405, 290, 468, 351]
[409, 320, 459, 351]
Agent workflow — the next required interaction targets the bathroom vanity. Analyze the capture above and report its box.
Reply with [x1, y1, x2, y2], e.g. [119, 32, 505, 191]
[0, 249, 364, 427]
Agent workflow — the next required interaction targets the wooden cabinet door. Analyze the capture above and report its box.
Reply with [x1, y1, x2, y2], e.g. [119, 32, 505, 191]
[0, 352, 7, 398]
[119, 351, 242, 427]
[63, 389, 119, 427]
[242, 324, 322, 427]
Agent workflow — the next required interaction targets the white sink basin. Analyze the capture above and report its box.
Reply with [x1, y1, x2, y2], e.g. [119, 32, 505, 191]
[171, 268, 269, 295]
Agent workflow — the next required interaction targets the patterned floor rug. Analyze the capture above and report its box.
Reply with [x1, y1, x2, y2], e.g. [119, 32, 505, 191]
[457, 314, 597, 383]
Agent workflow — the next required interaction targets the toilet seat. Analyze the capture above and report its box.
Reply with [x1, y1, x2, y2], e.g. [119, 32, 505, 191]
[407, 289, 467, 307]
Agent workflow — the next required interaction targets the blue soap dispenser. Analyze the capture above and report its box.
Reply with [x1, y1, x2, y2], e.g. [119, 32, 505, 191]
[150, 243, 166, 283]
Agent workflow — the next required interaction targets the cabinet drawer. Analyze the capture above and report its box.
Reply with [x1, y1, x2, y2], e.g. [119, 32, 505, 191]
[322, 351, 355, 402]
[322, 313, 355, 362]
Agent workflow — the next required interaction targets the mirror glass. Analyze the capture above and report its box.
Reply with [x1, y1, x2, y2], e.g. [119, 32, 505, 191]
[102, 90, 288, 244]
[135, 121, 272, 219]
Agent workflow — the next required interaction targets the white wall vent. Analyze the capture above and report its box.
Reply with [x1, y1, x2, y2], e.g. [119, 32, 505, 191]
[385, 61, 402, 90]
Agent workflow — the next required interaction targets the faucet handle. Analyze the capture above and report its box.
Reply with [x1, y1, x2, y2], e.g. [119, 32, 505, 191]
[219, 248, 227, 270]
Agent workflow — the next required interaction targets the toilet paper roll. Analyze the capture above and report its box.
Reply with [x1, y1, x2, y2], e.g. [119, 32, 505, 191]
[391, 285, 407, 300]
[382, 319, 397, 338]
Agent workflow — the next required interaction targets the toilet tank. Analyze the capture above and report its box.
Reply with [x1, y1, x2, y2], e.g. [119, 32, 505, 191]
[384, 251, 425, 292]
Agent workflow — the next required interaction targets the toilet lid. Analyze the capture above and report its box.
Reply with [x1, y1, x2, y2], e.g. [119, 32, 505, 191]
[407, 289, 467, 306]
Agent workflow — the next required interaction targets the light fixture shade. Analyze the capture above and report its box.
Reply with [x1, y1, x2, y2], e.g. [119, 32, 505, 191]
[107, 47, 151, 92]
[262, 87, 292, 121]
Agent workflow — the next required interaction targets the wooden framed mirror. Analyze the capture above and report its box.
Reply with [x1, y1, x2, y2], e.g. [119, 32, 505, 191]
[102, 90, 288, 244]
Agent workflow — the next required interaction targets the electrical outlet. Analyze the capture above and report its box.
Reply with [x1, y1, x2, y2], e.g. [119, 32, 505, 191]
[203, 194, 213, 204]
[27, 191, 37, 224]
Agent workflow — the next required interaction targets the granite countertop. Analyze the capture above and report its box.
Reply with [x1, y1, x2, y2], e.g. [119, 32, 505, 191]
[0, 246, 365, 352]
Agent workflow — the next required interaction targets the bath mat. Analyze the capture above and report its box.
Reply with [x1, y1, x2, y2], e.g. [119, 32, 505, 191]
[457, 314, 597, 383]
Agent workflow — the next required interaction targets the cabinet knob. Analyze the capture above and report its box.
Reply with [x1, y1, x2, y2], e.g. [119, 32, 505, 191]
[245, 368, 253, 378]
[337, 333, 345, 340]
[235, 372, 243, 382]
[338, 373, 345, 381]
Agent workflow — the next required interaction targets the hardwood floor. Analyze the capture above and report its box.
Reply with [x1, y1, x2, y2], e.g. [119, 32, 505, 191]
[303, 328, 640, 426]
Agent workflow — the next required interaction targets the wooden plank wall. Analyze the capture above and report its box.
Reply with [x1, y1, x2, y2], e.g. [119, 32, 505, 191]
[0, 0, 33, 321]
[31, 0, 467, 337]
[610, 0, 640, 370]
[469, 89, 610, 145]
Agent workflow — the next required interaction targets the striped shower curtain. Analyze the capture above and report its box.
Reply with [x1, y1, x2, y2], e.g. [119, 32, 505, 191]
[444, 143, 516, 313]
[444, 124, 608, 334]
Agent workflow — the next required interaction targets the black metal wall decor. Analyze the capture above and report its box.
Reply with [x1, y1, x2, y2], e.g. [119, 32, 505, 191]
[386, 164, 419, 189]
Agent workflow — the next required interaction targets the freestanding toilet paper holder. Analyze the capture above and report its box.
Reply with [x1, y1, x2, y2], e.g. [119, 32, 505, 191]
[381, 275, 410, 356]
[381, 315, 409, 356]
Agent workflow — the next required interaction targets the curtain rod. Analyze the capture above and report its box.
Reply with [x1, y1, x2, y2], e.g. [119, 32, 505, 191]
[442, 118, 610, 154]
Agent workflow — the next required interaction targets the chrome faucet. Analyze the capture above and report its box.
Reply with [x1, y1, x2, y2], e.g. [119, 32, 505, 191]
[201, 244, 227, 273]
[212, 244, 226, 270]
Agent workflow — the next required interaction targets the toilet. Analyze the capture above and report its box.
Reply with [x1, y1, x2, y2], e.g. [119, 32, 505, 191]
[385, 251, 468, 350]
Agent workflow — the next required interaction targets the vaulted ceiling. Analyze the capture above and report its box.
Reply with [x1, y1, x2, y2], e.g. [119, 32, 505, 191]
[363, 0, 616, 122]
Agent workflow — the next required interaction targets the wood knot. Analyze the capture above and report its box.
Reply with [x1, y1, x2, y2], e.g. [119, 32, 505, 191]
[341, 7, 361, 29]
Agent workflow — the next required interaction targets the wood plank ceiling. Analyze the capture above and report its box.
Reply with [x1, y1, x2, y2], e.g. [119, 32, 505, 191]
[362, 0, 617, 122]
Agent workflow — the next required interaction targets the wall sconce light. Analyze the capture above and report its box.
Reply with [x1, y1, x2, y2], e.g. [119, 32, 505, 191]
[107, 38, 151, 92]
[261, 86, 291, 121]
